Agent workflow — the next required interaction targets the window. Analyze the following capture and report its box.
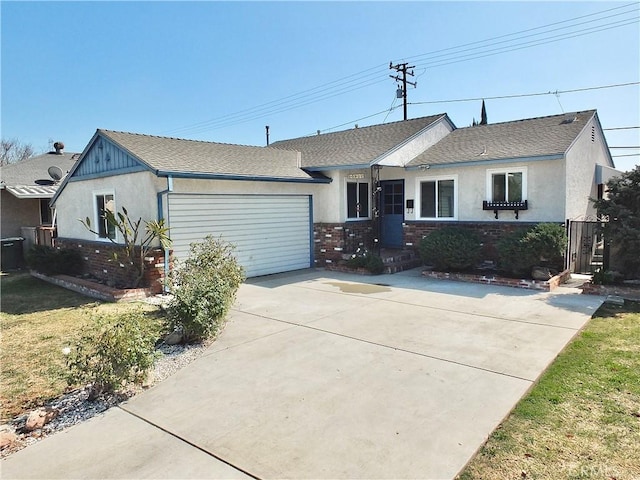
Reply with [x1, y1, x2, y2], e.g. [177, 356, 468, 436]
[40, 199, 52, 225]
[347, 182, 369, 219]
[487, 168, 527, 203]
[95, 193, 116, 240]
[418, 177, 456, 219]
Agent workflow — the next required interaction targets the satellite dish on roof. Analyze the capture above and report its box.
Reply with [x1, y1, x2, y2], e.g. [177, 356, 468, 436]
[48, 166, 63, 182]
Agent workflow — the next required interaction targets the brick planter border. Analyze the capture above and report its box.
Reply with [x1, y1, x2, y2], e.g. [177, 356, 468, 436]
[31, 271, 156, 303]
[421, 268, 571, 292]
[581, 282, 640, 300]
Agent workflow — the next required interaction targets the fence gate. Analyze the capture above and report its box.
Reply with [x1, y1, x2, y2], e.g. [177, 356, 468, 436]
[566, 220, 607, 274]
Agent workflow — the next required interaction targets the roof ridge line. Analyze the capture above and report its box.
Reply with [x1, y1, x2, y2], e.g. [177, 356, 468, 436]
[98, 129, 266, 149]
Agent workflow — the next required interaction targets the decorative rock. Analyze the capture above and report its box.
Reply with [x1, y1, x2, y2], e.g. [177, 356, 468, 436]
[531, 266, 552, 281]
[25, 407, 59, 432]
[164, 330, 183, 345]
[0, 426, 17, 450]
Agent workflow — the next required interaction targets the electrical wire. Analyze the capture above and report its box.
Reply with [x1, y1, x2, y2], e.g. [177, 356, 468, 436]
[408, 82, 640, 105]
[604, 126, 640, 130]
[160, 3, 639, 137]
[314, 82, 639, 136]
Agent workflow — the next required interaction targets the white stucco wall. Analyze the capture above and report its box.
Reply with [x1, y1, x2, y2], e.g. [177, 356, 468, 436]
[378, 118, 454, 167]
[379, 159, 566, 223]
[55, 171, 163, 242]
[564, 115, 613, 220]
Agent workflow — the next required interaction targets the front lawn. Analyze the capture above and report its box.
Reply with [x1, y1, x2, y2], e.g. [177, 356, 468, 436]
[458, 301, 640, 479]
[0, 273, 164, 422]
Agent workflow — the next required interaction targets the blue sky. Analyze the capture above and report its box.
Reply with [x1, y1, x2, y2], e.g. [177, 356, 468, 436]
[2, 1, 639, 171]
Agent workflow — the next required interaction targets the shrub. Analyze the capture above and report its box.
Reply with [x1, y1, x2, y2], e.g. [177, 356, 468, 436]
[418, 227, 482, 271]
[523, 223, 567, 271]
[65, 309, 158, 400]
[496, 229, 532, 277]
[26, 245, 84, 276]
[167, 236, 245, 343]
[346, 247, 384, 274]
[497, 223, 567, 277]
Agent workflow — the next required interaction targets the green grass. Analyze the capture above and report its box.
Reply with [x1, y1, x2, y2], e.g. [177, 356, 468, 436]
[458, 301, 640, 480]
[0, 273, 165, 422]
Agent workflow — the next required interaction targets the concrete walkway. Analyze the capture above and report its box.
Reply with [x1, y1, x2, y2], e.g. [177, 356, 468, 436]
[1, 269, 604, 479]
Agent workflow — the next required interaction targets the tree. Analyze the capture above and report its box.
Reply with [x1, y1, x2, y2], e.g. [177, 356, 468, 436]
[592, 165, 640, 277]
[480, 99, 488, 125]
[1, 138, 34, 165]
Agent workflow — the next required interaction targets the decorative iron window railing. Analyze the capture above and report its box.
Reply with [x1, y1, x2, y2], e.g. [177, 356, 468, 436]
[483, 200, 528, 219]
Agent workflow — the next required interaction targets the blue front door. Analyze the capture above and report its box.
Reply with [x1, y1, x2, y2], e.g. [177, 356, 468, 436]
[380, 180, 404, 248]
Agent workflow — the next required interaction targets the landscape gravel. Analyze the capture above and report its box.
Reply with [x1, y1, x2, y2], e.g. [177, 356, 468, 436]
[2, 341, 210, 458]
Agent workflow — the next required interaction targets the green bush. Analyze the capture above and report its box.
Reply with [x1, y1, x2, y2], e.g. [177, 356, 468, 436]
[26, 245, 84, 276]
[523, 223, 567, 270]
[65, 309, 158, 400]
[418, 227, 482, 271]
[496, 229, 531, 277]
[346, 247, 384, 274]
[497, 223, 567, 277]
[167, 236, 245, 343]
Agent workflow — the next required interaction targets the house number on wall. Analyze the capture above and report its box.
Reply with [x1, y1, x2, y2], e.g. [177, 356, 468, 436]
[347, 173, 366, 179]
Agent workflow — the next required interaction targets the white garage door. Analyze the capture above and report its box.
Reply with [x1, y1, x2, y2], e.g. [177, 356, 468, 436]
[168, 193, 312, 277]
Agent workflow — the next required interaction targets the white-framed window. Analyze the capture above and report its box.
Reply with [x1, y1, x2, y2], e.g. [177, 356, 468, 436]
[346, 181, 370, 220]
[486, 167, 527, 203]
[416, 175, 457, 220]
[94, 192, 116, 240]
[39, 199, 52, 225]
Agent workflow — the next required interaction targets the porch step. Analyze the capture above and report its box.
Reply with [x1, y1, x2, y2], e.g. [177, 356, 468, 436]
[379, 249, 423, 274]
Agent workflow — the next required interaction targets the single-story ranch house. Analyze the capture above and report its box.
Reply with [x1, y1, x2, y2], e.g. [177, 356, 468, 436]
[50, 109, 618, 288]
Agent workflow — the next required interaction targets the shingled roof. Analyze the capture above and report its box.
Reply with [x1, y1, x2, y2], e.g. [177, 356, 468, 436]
[97, 130, 321, 181]
[406, 110, 597, 168]
[0, 151, 79, 198]
[269, 114, 448, 169]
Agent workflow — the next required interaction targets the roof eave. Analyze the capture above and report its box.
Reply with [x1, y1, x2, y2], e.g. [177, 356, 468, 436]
[157, 171, 332, 184]
[303, 163, 371, 172]
[406, 153, 565, 170]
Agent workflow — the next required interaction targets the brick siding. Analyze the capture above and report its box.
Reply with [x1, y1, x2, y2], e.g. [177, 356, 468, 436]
[54, 238, 170, 293]
[313, 221, 374, 266]
[403, 221, 538, 263]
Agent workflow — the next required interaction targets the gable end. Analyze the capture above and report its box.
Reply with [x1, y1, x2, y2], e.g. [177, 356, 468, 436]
[70, 134, 148, 180]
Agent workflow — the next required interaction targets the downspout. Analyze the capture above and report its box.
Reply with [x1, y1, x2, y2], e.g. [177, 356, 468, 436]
[157, 175, 173, 293]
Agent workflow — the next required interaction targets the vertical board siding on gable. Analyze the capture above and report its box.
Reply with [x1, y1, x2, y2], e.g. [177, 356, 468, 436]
[168, 193, 311, 277]
[74, 138, 142, 177]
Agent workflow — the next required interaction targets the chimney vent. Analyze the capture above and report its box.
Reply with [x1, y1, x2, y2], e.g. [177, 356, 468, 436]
[53, 141, 64, 154]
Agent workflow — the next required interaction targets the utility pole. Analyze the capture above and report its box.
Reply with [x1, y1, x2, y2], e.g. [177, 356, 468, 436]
[389, 62, 416, 120]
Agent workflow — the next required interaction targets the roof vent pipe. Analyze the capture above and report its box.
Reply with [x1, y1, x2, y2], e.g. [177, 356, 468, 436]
[53, 141, 64, 154]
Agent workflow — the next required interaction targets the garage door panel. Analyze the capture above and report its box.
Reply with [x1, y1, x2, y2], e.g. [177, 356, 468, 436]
[168, 194, 311, 277]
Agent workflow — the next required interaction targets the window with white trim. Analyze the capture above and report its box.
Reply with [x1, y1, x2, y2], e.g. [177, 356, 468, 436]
[95, 193, 116, 240]
[417, 176, 457, 219]
[346, 181, 370, 219]
[486, 168, 527, 203]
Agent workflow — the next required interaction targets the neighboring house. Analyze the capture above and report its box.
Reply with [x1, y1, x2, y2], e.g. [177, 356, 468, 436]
[0, 145, 79, 261]
[51, 109, 616, 285]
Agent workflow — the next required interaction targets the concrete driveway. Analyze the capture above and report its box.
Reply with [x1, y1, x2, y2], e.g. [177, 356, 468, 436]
[2, 269, 604, 479]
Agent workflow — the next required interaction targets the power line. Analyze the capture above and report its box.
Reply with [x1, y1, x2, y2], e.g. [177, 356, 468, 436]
[610, 146, 640, 149]
[160, 4, 639, 137]
[306, 105, 404, 137]
[409, 81, 640, 105]
[612, 153, 640, 158]
[313, 81, 638, 136]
